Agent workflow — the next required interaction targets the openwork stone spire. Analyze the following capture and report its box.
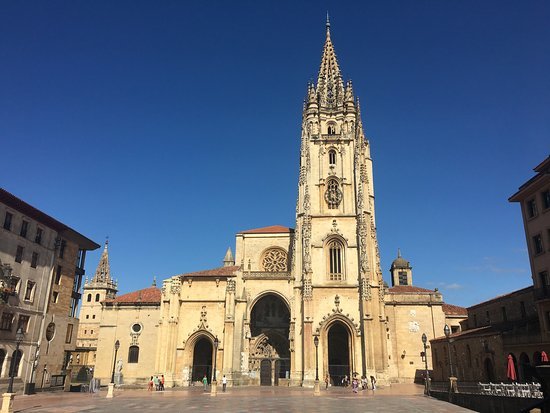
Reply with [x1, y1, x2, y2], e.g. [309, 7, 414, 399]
[93, 241, 112, 283]
[85, 239, 117, 292]
[316, 16, 345, 109]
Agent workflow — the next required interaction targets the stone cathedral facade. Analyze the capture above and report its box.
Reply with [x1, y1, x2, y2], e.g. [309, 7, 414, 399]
[86, 21, 466, 388]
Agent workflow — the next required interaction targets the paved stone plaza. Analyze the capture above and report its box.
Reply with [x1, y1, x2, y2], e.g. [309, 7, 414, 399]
[10, 384, 475, 412]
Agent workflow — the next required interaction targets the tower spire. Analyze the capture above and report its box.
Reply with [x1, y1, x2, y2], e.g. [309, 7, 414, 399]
[317, 16, 344, 109]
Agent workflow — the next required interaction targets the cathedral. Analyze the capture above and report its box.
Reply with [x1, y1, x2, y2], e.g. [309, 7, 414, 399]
[75, 20, 466, 388]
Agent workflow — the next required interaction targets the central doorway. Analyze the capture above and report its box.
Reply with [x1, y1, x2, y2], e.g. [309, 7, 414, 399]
[192, 337, 213, 382]
[327, 322, 350, 386]
[250, 294, 291, 385]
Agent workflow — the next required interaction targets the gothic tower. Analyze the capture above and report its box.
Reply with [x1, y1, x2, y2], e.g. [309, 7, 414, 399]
[76, 240, 117, 367]
[292, 17, 388, 382]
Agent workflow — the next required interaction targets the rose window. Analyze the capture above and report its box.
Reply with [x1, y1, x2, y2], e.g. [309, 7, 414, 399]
[261, 249, 288, 272]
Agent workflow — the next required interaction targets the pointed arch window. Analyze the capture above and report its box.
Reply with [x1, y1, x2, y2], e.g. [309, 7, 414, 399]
[327, 239, 345, 281]
[325, 179, 342, 209]
[328, 149, 337, 166]
[95, 293, 100, 302]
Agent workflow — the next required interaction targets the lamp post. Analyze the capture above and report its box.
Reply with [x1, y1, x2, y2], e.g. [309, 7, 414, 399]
[421, 333, 430, 395]
[313, 335, 320, 395]
[444, 324, 457, 394]
[106, 340, 119, 398]
[7, 328, 24, 393]
[210, 336, 219, 396]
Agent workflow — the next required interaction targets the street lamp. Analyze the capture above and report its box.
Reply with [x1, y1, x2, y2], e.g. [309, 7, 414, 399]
[210, 337, 219, 396]
[7, 328, 24, 393]
[106, 339, 120, 399]
[444, 324, 457, 394]
[110, 340, 120, 384]
[421, 333, 430, 395]
[313, 335, 320, 395]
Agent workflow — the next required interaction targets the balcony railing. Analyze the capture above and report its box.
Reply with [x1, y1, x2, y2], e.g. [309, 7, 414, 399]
[242, 271, 292, 280]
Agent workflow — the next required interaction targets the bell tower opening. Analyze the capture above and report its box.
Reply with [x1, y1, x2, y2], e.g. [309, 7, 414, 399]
[327, 322, 350, 386]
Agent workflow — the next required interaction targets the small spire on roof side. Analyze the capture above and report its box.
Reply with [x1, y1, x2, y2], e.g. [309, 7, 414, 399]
[326, 12, 331, 36]
[397, 248, 401, 258]
[223, 247, 235, 267]
[152, 276, 157, 287]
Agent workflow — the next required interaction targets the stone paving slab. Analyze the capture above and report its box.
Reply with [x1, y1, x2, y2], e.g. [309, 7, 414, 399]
[11, 385, 476, 413]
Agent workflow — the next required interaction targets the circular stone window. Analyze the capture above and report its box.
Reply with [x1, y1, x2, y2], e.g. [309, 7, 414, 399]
[46, 322, 56, 341]
[131, 323, 142, 333]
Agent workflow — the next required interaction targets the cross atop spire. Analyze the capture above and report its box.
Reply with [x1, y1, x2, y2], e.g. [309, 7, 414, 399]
[316, 16, 344, 109]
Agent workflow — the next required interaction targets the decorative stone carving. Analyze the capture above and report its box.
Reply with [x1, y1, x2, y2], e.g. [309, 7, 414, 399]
[226, 279, 236, 293]
[303, 278, 312, 300]
[360, 277, 371, 301]
[261, 248, 288, 272]
[408, 321, 420, 333]
[170, 278, 181, 295]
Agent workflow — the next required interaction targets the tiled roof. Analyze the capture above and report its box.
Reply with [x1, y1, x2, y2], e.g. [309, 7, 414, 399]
[430, 325, 496, 342]
[105, 287, 161, 305]
[443, 303, 467, 316]
[239, 225, 294, 234]
[468, 286, 533, 310]
[387, 285, 436, 294]
[177, 266, 239, 278]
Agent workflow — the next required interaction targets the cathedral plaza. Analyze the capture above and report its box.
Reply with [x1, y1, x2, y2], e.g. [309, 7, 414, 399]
[9, 384, 474, 413]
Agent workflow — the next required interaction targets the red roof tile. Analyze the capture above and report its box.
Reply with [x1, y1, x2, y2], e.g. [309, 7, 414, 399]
[387, 285, 436, 293]
[442, 303, 467, 316]
[106, 287, 161, 305]
[239, 225, 294, 234]
[177, 266, 239, 278]
[430, 325, 496, 342]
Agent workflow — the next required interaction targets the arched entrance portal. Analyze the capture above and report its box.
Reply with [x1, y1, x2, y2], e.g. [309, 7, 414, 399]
[328, 322, 350, 386]
[192, 337, 213, 382]
[249, 294, 290, 386]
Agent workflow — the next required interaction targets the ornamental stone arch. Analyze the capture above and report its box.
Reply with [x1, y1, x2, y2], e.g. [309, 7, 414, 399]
[260, 247, 288, 272]
[178, 330, 219, 385]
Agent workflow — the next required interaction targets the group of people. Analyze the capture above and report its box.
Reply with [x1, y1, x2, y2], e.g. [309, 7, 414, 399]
[202, 374, 228, 392]
[148, 375, 165, 391]
[325, 374, 376, 392]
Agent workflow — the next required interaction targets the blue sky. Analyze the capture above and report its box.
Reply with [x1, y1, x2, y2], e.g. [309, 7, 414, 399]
[1, 1, 548, 308]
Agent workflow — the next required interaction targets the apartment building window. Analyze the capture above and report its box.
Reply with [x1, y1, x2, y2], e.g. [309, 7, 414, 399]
[35, 228, 43, 244]
[520, 301, 526, 319]
[24, 280, 36, 301]
[31, 252, 39, 268]
[59, 240, 66, 259]
[527, 199, 538, 218]
[533, 234, 544, 255]
[20, 220, 29, 238]
[485, 310, 491, 324]
[501, 307, 507, 322]
[65, 324, 73, 344]
[52, 291, 59, 303]
[17, 315, 30, 333]
[3, 212, 13, 231]
[0, 312, 14, 331]
[541, 271, 550, 290]
[54, 265, 62, 284]
[95, 293, 100, 302]
[473, 314, 477, 327]
[86, 314, 89, 319]
[542, 189, 550, 210]
[15, 246, 23, 263]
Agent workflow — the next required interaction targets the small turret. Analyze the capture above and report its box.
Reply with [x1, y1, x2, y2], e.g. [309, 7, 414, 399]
[390, 249, 413, 286]
[223, 247, 235, 267]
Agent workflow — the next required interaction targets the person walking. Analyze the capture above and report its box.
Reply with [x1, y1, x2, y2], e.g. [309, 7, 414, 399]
[160, 374, 165, 391]
[147, 376, 154, 391]
[222, 375, 227, 392]
[352, 375, 359, 393]
[202, 374, 208, 391]
[324, 374, 329, 390]
[370, 375, 377, 390]
[153, 375, 159, 391]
